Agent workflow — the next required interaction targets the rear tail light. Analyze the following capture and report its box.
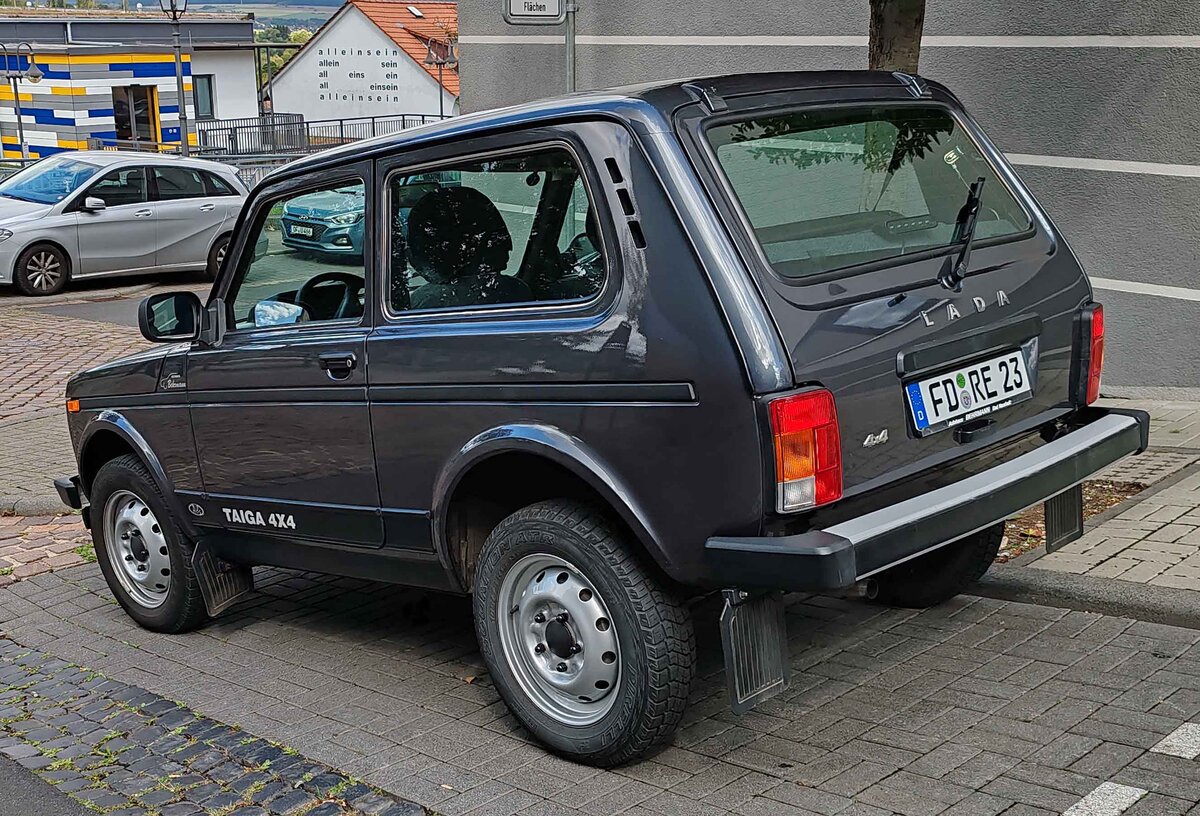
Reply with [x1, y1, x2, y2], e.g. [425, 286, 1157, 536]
[1076, 303, 1105, 405]
[769, 389, 842, 513]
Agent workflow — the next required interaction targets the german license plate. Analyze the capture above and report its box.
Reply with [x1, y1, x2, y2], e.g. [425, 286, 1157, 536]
[906, 350, 1032, 435]
[289, 224, 313, 237]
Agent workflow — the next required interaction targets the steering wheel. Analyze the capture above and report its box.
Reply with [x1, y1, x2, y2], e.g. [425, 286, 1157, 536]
[296, 271, 365, 320]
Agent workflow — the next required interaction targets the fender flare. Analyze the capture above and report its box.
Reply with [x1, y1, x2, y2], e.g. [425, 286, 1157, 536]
[431, 423, 671, 589]
[78, 410, 198, 540]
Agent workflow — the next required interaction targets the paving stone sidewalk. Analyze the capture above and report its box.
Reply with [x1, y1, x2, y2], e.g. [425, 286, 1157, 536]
[11, 564, 1200, 816]
[0, 636, 422, 815]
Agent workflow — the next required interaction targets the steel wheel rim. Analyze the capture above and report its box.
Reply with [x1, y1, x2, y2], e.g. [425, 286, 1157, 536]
[102, 489, 171, 609]
[26, 250, 62, 291]
[497, 554, 621, 726]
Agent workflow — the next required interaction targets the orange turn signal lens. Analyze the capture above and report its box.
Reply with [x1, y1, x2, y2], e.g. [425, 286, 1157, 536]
[66, 399, 80, 413]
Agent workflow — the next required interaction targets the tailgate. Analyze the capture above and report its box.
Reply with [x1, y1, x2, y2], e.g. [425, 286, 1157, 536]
[695, 93, 1092, 496]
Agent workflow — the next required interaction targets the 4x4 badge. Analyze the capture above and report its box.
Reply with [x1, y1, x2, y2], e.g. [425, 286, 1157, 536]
[863, 429, 889, 448]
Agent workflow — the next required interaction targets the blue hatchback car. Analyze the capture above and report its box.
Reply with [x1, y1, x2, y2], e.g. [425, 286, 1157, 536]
[279, 184, 364, 256]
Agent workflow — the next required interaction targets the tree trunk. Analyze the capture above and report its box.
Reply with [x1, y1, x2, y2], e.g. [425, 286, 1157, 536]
[869, 0, 926, 74]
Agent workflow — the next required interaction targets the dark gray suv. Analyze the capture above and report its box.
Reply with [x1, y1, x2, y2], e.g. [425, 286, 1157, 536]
[56, 72, 1148, 766]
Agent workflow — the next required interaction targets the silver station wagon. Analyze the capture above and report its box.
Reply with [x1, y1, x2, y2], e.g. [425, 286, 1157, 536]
[0, 151, 247, 296]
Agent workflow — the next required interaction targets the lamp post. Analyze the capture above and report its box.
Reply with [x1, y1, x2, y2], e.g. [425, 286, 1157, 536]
[423, 39, 458, 119]
[0, 42, 43, 160]
[159, 0, 189, 156]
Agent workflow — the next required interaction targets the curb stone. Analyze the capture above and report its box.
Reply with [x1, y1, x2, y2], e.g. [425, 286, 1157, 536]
[0, 636, 426, 816]
[0, 495, 73, 517]
[973, 563, 1200, 630]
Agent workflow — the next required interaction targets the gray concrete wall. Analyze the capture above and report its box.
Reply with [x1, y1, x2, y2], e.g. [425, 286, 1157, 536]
[457, 0, 1200, 393]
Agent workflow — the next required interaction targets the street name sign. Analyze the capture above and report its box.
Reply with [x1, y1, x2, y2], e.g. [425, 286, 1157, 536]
[504, 0, 565, 25]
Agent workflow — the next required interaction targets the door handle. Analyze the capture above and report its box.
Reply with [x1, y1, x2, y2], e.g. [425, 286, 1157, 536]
[133, 209, 152, 218]
[318, 351, 357, 380]
[199, 203, 215, 212]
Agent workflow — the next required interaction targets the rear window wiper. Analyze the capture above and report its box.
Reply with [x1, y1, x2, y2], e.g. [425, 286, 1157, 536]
[937, 176, 985, 293]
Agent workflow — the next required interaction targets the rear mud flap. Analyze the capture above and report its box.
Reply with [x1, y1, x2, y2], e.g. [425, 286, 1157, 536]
[719, 590, 790, 714]
[192, 540, 254, 617]
[1044, 483, 1085, 553]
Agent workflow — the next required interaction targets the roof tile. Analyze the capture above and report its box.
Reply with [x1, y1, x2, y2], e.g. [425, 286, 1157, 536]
[348, 0, 458, 96]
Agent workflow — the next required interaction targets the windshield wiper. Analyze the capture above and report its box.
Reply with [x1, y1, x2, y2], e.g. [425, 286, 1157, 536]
[937, 176, 985, 293]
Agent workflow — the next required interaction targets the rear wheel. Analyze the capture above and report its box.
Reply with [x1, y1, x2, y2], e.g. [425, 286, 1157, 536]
[90, 454, 209, 633]
[473, 499, 694, 766]
[870, 522, 1004, 608]
[205, 234, 231, 280]
[14, 244, 68, 296]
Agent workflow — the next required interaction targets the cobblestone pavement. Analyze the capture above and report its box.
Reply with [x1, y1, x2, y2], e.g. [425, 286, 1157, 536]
[0, 637, 423, 815]
[9, 565, 1200, 816]
[0, 307, 147, 424]
[0, 514, 90, 587]
[1031, 468, 1200, 589]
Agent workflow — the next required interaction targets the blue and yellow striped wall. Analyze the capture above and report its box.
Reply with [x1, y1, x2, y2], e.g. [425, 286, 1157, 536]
[0, 49, 196, 159]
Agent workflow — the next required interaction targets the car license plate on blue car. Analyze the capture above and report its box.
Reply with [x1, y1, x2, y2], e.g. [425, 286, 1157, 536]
[289, 225, 313, 237]
[906, 350, 1032, 435]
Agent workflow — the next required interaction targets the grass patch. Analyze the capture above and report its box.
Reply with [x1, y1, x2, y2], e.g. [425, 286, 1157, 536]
[0, 567, 12, 577]
[73, 543, 97, 563]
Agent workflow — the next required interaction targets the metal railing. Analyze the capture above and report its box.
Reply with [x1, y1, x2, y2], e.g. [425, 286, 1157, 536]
[195, 112, 445, 157]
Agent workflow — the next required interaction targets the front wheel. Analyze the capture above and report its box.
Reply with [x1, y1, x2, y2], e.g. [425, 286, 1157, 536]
[473, 499, 694, 766]
[871, 522, 1004, 608]
[90, 454, 209, 633]
[14, 244, 68, 296]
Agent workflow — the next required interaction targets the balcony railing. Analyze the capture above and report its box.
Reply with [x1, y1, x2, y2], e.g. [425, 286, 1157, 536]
[194, 112, 445, 157]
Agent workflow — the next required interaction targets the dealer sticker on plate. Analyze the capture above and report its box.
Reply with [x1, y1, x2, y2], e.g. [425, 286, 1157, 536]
[906, 350, 1032, 435]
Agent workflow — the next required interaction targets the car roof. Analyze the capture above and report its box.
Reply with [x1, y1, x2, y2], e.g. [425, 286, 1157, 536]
[51, 150, 238, 175]
[267, 70, 953, 185]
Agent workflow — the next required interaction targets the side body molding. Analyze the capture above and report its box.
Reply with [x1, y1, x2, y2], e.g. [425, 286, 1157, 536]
[78, 410, 198, 539]
[431, 423, 670, 588]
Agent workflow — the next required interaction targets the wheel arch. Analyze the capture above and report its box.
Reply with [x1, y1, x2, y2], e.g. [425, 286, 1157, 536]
[78, 411, 197, 539]
[13, 237, 73, 281]
[433, 423, 672, 593]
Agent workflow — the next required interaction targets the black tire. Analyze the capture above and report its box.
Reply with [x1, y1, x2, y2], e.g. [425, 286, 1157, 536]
[205, 234, 231, 281]
[871, 522, 1004, 608]
[14, 243, 68, 296]
[473, 499, 694, 766]
[90, 454, 209, 633]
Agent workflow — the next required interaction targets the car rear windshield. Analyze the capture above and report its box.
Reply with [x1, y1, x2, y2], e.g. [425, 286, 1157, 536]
[705, 105, 1032, 280]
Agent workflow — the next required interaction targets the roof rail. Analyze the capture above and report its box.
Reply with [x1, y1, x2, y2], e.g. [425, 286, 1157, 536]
[892, 72, 932, 99]
[681, 83, 728, 113]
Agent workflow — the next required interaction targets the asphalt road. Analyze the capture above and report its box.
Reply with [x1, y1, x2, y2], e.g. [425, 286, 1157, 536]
[0, 755, 92, 816]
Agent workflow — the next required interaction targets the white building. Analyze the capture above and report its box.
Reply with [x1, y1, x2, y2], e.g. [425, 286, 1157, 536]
[269, 0, 458, 123]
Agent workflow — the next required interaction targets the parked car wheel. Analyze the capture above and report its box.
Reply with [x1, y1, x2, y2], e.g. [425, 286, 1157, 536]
[206, 234, 231, 281]
[870, 522, 1004, 608]
[90, 454, 209, 633]
[473, 499, 694, 766]
[14, 243, 68, 296]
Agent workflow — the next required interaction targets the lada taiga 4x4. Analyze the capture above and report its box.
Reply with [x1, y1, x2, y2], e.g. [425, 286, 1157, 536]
[57, 72, 1149, 765]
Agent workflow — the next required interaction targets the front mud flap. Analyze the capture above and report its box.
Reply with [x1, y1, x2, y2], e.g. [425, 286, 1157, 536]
[1044, 483, 1084, 553]
[191, 540, 254, 617]
[720, 589, 790, 714]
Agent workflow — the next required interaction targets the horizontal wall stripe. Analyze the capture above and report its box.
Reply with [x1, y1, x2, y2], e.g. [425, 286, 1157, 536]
[459, 34, 1200, 48]
[1090, 277, 1200, 303]
[1005, 153, 1200, 178]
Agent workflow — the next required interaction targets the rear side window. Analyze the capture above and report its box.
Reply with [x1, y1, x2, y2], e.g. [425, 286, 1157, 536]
[202, 171, 236, 196]
[386, 147, 605, 314]
[706, 105, 1031, 280]
[153, 166, 206, 201]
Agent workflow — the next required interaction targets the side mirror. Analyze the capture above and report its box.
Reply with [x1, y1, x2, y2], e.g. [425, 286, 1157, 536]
[81, 196, 106, 213]
[138, 291, 202, 343]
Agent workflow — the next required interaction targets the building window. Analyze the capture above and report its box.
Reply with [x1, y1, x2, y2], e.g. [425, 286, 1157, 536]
[193, 75, 215, 120]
